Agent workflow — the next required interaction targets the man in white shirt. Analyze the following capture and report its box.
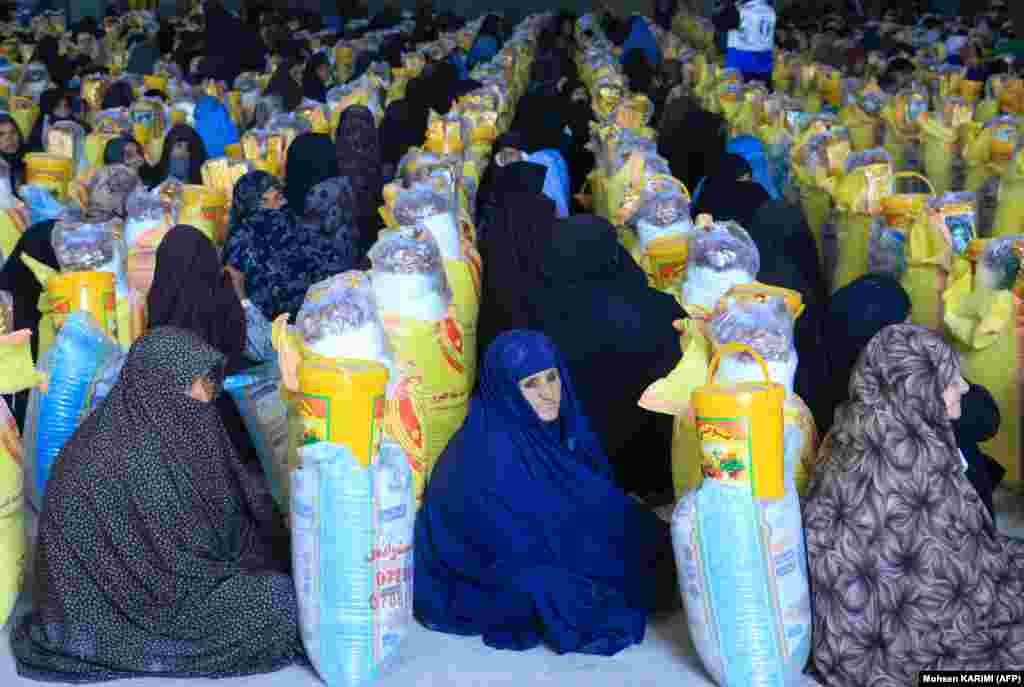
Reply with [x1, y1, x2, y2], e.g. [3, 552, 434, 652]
[715, 0, 776, 85]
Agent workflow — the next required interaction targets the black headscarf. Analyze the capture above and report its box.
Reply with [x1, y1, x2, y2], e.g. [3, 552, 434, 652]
[0, 220, 58, 428]
[526, 215, 684, 495]
[148, 224, 247, 372]
[101, 80, 136, 110]
[747, 200, 830, 427]
[691, 153, 771, 228]
[476, 191, 557, 353]
[31, 36, 71, 88]
[476, 157, 549, 228]
[27, 89, 73, 153]
[335, 105, 383, 258]
[661, 110, 727, 195]
[285, 133, 339, 217]
[302, 53, 330, 104]
[10, 327, 301, 682]
[147, 124, 207, 187]
[622, 48, 655, 95]
[821, 274, 912, 433]
[0, 113, 28, 189]
[380, 99, 426, 171]
[204, 0, 268, 74]
[264, 60, 304, 112]
[507, 92, 570, 155]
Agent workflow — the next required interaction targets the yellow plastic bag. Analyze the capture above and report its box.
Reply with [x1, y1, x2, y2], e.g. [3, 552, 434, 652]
[994, 147, 1024, 238]
[919, 97, 973, 195]
[902, 211, 960, 330]
[445, 244, 481, 388]
[0, 205, 29, 264]
[0, 329, 47, 395]
[831, 153, 893, 292]
[179, 184, 228, 245]
[24, 153, 74, 201]
[638, 317, 712, 498]
[881, 90, 928, 172]
[10, 96, 38, 139]
[943, 238, 1024, 483]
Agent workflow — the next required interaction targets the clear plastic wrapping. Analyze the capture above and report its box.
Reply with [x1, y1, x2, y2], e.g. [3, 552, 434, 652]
[0, 289, 11, 334]
[979, 236, 1024, 290]
[709, 295, 796, 363]
[868, 221, 908, 278]
[392, 187, 462, 261]
[86, 164, 142, 217]
[928, 192, 977, 255]
[44, 120, 86, 167]
[124, 189, 173, 247]
[687, 221, 760, 276]
[368, 228, 452, 320]
[52, 217, 119, 273]
[296, 271, 393, 367]
[845, 147, 892, 174]
[629, 191, 694, 247]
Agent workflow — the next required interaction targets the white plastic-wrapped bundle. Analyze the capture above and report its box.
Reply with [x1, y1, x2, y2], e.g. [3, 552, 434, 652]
[629, 190, 695, 249]
[680, 222, 760, 314]
[224, 363, 290, 511]
[52, 216, 128, 298]
[672, 425, 811, 687]
[291, 440, 414, 687]
[297, 272, 394, 374]
[369, 231, 451, 322]
[22, 312, 120, 510]
[392, 186, 462, 262]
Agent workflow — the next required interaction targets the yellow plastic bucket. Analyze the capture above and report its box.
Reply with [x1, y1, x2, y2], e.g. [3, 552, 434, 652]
[179, 185, 227, 245]
[47, 270, 117, 337]
[690, 343, 786, 499]
[881, 172, 935, 229]
[646, 235, 691, 292]
[24, 153, 74, 200]
[292, 353, 389, 469]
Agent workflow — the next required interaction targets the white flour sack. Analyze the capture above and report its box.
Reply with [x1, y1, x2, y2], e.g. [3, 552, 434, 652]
[291, 440, 414, 686]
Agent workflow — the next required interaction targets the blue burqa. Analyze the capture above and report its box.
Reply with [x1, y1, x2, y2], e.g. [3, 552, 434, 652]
[414, 331, 674, 655]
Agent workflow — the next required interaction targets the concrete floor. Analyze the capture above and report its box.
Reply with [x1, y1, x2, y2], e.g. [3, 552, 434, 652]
[4, 487, 1023, 687]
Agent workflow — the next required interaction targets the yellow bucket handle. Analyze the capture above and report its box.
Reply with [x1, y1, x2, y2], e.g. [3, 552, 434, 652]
[892, 171, 935, 196]
[706, 342, 772, 385]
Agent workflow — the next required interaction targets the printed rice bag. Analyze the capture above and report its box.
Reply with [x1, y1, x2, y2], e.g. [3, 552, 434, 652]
[993, 146, 1024, 238]
[919, 96, 973, 195]
[369, 230, 467, 506]
[831, 148, 893, 292]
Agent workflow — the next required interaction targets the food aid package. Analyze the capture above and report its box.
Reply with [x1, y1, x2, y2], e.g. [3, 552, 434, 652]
[392, 187, 479, 385]
[291, 440, 414, 687]
[943, 236, 1024, 483]
[868, 219, 909, 279]
[296, 272, 394, 369]
[224, 363, 290, 511]
[792, 130, 847, 271]
[52, 215, 128, 298]
[881, 87, 928, 174]
[43, 120, 87, 176]
[22, 311, 120, 510]
[919, 96, 972, 195]
[0, 396, 26, 627]
[903, 192, 976, 331]
[707, 295, 819, 496]
[831, 148, 893, 292]
[679, 221, 760, 318]
[672, 416, 811, 687]
[124, 191, 174, 341]
[625, 190, 695, 293]
[993, 146, 1024, 238]
[962, 116, 1018, 236]
[369, 230, 468, 505]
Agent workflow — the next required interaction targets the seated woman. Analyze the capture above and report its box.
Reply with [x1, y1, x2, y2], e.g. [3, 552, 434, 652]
[225, 169, 350, 321]
[415, 330, 676, 656]
[11, 327, 303, 682]
[301, 52, 331, 104]
[146, 124, 208, 187]
[804, 324, 1024, 685]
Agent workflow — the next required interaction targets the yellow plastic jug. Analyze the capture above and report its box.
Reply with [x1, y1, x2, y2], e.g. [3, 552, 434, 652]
[47, 271, 117, 337]
[24, 153, 73, 200]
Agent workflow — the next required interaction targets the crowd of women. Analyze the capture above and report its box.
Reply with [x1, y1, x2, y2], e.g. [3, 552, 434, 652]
[0, 1, 1022, 685]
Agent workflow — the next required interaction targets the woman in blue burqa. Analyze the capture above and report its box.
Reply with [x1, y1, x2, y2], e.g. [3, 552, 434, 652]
[414, 330, 677, 656]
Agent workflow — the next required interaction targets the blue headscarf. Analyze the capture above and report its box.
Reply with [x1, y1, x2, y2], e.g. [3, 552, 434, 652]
[727, 135, 781, 200]
[620, 16, 661, 68]
[525, 149, 571, 218]
[414, 330, 673, 655]
[193, 95, 240, 160]
[467, 35, 499, 70]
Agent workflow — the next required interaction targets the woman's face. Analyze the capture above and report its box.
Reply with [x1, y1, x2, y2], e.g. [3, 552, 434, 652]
[52, 97, 71, 120]
[943, 375, 970, 421]
[122, 142, 145, 170]
[519, 367, 561, 423]
[188, 375, 216, 403]
[171, 140, 190, 160]
[261, 185, 286, 211]
[0, 122, 20, 155]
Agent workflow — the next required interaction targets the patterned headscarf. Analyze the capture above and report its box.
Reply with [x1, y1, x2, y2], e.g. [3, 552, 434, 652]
[804, 324, 1024, 683]
[87, 164, 141, 217]
[229, 171, 280, 229]
[335, 105, 382, 235]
